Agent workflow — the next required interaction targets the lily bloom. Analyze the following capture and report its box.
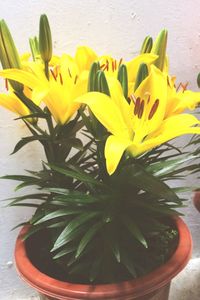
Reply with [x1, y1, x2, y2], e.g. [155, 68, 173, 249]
[165, 75, 200, 118]
[0, 46, 97, 124]
[77, 66, 200, 175]
[0, 62, 86, 124]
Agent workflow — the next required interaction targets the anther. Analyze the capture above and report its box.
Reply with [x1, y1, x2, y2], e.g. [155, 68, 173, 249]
[68, 68, 72, 78]
[138, 100, 144, 119]
[148, 99, 159, 120]
[134, 97, 141, 115]
[119, 58, 123, 67]
[59, 73, 63, 85]
[5, 79, 8, 91]
[74, 75, 78, 84]
[50, 69, 57, 81]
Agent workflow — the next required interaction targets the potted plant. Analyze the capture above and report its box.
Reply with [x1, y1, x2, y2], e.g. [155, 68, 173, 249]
[0, 14, 200, 300]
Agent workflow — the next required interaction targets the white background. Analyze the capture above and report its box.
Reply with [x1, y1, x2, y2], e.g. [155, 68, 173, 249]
[0, 0, 200, 299]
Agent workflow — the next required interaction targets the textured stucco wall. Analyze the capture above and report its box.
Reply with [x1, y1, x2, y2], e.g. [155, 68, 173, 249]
[0, 0, 200, 299]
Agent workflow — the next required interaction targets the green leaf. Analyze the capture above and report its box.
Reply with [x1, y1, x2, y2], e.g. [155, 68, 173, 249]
[11, 136, 48, 154]
[75, 222, 103, 258]
[45, 188, 101, 204]
[33, 208, 83, 225]
[118, 162, 180, 203]
[47, 163, 103, 187]
[147, 155, 196, 177]
[52, 212, 100, 251]
[53, 245, 77, 259]
[121, 215, 148, 248]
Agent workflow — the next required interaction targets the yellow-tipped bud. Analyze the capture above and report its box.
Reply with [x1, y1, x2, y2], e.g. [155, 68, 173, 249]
[0, 19, 23, 92]
[39, 14, 52, 63]
[152, 29, 168, 71]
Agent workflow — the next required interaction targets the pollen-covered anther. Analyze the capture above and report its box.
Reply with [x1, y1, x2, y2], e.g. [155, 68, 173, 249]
[68, 68, 72, 78]
[59, 73, 63, 85]
[134, 97, 141, 115]
[118, 58, 123, 67]
[138, 100, 144, 119]
[148, 99, 159, 120]
[112, 60, 115, 72]
[5, 79, 8, 91]
[74, 75, 78, 84]
[50, 69, 57, 81]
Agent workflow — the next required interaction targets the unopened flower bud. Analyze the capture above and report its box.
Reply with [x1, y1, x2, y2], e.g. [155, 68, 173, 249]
[152, 29, 168, 71]
[134, 63, 149, 91]
[140, 36, 153, 54]
[39, 14, 52, 63]
[0, 19, 23, 92]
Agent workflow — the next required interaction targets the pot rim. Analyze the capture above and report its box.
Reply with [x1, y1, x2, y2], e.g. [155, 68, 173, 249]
[14, 216, 192, 299]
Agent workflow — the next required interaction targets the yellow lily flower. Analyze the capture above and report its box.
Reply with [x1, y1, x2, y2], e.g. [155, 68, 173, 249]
[0, 57, 87, 124]
[165, 75, 200, 118]
[77, 66, 200, 175]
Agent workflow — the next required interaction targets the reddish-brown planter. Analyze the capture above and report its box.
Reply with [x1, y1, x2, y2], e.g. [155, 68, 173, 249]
[15, 217, 192, 300]
[193, 191, 200, 213]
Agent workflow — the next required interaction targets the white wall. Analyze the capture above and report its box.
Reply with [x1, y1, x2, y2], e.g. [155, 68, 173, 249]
[0, 0, 200, 299]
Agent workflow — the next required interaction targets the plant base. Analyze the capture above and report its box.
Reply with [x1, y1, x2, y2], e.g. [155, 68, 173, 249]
[15, 217, 192, 300]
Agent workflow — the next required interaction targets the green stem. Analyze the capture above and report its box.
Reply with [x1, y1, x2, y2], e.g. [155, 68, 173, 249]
[44, 61, 49, 80]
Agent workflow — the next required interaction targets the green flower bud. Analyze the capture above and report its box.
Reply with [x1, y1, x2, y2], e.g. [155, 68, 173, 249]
[152, 29, 168, 71]
[0, 19, 23, 92]
[140, 36, 153, 54]
[88, 62, 100, 92]
[39, 14, 52, 63]
[29, 36, 40, 61]
[94, 70, 110, 96]
[134, 63, 148, 91]
[197, 73, 200, 88]
[117, 64, 128, 99]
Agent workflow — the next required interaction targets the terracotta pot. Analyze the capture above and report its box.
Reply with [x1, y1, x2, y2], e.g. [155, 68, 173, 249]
[193, 191, 200, 213]
[15, 217, 192, 300]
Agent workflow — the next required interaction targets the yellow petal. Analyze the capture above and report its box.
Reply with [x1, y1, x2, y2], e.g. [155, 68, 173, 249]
[0, 69, 43, 89]
[105, 135, 132, 175]
[132, 114, 200, 156]
[75, 46, 97, 72]
[76, 91, 130, 137]
[133, 65, 167, 142]
[0, 93, 30, 116]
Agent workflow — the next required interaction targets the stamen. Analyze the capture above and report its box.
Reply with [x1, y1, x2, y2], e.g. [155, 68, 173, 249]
[5, 79, 8, 91]
[130, 94, 137, 104]
[50, 69, 57, 81]
[59, 73, 63, 85]
[147, 95, 151, 103]
[112, 60, 115, 72]
[181, 82, 188, 92]
[134, 97, 141, 115]
[74, 75, 78, 84]
[119, 58, 123, 67]
[100, 64, 106, 69]
[176, 82, 181, 92]
[138, 100, 144, 119]
[68, 68, 72, 78]
[106, 60, 109, 71]
[148, 99, 159, 120]
[167, 76, 170, 86]
[114, 60, 117, 70]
